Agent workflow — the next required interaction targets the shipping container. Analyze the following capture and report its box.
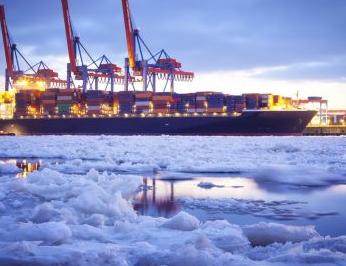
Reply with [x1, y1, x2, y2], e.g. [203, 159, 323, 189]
[244, 93, 260, 110]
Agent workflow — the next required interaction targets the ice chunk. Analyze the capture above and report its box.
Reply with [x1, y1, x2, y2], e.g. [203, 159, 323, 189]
[197, 182, 224, 189]
[84, 214, 106, 228]
[253, 165, 344, 187]
[31, 203, 62, 223]
[28, 168, 65, 186]
[0, 163, 19, 174]
[1, 222, 71, 245]
[303, 235, 346, 254]
[243, 222, 320, 246]
[201, 220, 250, 252]
[0, 202, 5, 213]
[162, 211, 200, 231]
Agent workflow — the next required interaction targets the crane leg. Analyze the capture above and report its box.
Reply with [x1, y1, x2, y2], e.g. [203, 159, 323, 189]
[5, 69, 9, 91]
[67, 63, 72, 90]
[170, 73, 174, 94]
[124, 58, 129, 92]
[152, 73, 156, 93]
[142, 60, 148, 92]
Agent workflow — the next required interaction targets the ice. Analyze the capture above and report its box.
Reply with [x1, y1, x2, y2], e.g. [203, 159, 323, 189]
[180, 197, 333, 221]
[198, 181, 224, 189]
[0, 136, 345, 177]
[0, 162, 20, 174]
[253, 165, 345, 187]
[0, 222, 72, 245]
[0, 136, 345, 265]
[162, 211, 200, 231]
[243, 222, 320, 246]
[201, 220, 250, 252]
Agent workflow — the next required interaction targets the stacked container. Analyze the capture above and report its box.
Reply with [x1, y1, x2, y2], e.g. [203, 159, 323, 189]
[273, 95, 282, 106]
[258, 94, 273, 109]
[284, 97, 292, 108]
[41, 89, 59, 115]
[117, 91, 135, 114]
[107, 92, 118, 115]
[225, 95, 246, 113]
[134, 92, 153, 114]
[205, 93, 225, 113]
[195, 92, 208, 113]
[244, 93, 260, 110]
[85, 90, 109, 116]
[152, 93, 174, 114]
[56, 89, 80, 115]
[178, 93, 196, 113]
[14, 90, 41, 117]
[0, 91, 14, 119]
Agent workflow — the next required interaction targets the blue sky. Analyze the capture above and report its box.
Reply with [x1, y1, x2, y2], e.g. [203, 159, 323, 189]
[1, 0, 345, 108]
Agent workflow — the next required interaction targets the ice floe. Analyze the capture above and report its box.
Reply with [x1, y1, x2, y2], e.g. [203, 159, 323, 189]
[0, 136, 345, 265]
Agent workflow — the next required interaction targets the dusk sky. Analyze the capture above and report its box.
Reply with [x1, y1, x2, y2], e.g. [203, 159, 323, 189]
[1, 0, 345, 108]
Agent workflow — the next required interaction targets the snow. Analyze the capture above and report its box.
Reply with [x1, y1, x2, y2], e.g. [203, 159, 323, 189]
[0, 136, 345, 265]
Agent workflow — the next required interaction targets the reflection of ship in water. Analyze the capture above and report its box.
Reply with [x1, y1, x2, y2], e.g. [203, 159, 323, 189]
[16, 160, 41, 177]
[133, 178, 180, 218]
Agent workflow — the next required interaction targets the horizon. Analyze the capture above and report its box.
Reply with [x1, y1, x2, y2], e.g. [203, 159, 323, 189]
[0, 0, 345, 108]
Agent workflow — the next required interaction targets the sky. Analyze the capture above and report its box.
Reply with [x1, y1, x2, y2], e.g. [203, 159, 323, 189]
[0, 0, 345, 108]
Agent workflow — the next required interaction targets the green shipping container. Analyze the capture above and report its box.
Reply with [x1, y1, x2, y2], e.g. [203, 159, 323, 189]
[57, 104, 71, 114]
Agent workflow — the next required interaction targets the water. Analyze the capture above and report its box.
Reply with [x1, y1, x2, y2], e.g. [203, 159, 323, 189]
[133, 175, 346, 237]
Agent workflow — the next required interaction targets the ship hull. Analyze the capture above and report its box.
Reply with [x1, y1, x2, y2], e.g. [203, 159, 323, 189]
[0, 110, 316, 136]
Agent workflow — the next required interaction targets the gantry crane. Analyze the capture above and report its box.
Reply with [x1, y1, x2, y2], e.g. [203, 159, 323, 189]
[0, 5, 65, 91]
[121, 0, 194, 93]
[61, 0, 124, 92]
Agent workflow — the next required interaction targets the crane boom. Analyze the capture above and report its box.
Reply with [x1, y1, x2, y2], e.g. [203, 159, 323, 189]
[0, 5, 14, 78]
[61, 0, 77, 74]
[121, 0, 136, 69]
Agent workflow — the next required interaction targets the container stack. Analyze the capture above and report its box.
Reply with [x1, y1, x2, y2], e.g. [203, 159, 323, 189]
[14, 90, 41, 117]
[258, 94, 273, 109]
[225, 95, 246, 113]
[41, 89, 59, 115]
[85, 90, 109, 116]
[0, 92, 14, 119]
[152, 93, 174, 114]
[134, 92, 153, 114]
[244, 93, 260, 110]
[56, 89, 80, 115]
[107, 92, 118, 115]
[178, 93, 196, 113]
[117, 91, 135, 114]
[195, 92, 208, 113]
[205, 93, 225, 113]
[273, 95, 282, 106]
[284, 97, 292, 108]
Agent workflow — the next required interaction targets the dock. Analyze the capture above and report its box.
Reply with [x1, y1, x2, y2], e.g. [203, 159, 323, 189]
[304, 125, 346, 136]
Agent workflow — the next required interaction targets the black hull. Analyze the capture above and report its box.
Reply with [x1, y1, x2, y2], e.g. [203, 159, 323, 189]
[0, 110, 316, 136]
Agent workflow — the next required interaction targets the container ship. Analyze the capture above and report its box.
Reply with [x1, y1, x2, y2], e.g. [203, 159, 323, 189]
[0, 1, 316, 136]
[0, 89, 316, 135]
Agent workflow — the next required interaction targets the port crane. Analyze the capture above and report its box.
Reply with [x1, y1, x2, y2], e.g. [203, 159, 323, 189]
[121, 0, 194, 93]
[0, 5, 65, 91]
[61, 0, 124, 92]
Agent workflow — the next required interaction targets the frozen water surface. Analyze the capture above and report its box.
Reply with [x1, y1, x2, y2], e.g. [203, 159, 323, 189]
[0, 136, 345, 265]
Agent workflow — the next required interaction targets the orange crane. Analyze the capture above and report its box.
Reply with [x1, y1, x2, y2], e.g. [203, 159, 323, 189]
[61, 0, 124, 92]
[121, 0, 194, 93]
[0, 5, 65, 91]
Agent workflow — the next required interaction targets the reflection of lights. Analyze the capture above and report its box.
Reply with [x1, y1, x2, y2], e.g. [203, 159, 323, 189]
[15, 160, 41, 178]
